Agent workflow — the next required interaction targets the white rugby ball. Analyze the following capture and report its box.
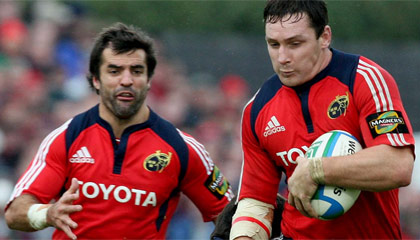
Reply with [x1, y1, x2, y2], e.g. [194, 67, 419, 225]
[305, 130, 362, 220]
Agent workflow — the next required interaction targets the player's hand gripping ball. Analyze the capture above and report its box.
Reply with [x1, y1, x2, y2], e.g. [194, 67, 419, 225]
[305, 130, 362, 220]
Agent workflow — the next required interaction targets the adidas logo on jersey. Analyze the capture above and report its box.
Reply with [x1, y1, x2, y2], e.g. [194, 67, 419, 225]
[70, 146, 95, 164]
[264, 116, 286, 137]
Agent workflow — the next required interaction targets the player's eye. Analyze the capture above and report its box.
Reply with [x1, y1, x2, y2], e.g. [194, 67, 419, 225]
[108, 69, 119, 75]
[133, 69, 144, 74]
[268, 41, 280, 48]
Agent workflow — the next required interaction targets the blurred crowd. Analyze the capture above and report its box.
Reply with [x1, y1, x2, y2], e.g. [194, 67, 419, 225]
[0, 1, 247, 239]
[0, 1, 419, 240]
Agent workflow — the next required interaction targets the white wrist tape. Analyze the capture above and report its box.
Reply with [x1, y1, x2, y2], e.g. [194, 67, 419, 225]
[230, 198, 274, 240]
[309, 157, 325, 184]
[27, 204, 49, 230]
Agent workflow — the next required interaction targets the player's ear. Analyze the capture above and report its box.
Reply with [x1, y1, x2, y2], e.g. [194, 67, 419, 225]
[93, 76, 101, 91]
[146, 77, 152, 90]
[319, 25, 332, 49]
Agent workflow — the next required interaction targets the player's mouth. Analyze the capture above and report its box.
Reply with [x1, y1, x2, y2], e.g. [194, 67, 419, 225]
[280, 70, 294, 78]
[116, 91, 135, 101]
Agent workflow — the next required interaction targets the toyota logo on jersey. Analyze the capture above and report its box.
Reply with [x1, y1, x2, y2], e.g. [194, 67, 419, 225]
[77, 181, 157, 207]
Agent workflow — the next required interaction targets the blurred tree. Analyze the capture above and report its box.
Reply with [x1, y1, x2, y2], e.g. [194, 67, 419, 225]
[76, 0, 419, 40]
[79, 1, 265, 35]
[327, 0, 420, 41]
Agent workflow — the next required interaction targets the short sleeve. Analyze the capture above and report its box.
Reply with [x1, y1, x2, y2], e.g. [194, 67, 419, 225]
[7, 122, 70, 207]
[237, 102, 281, 206]
[178, 132, 233, 222]
[354, 57, 414, 149]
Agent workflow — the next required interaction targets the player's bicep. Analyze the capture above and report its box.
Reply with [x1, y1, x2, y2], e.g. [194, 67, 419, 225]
[239, 113, 281, 205]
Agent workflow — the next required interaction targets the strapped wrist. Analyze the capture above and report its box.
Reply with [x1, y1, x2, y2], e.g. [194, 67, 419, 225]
[230, 198, 274, 240]
[309, 157, 325, 184]
[27, 204, 50, 230]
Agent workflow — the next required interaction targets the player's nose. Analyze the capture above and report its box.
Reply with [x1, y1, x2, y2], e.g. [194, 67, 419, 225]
[120, 70, 134, 86]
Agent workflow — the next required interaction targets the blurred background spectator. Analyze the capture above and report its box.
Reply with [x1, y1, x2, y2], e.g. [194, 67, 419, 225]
[0, 1, 419, 239]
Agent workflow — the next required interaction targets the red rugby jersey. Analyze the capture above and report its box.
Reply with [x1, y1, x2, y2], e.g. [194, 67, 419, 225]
[7, 105, 233, 239]
[238, 49, 414, 239]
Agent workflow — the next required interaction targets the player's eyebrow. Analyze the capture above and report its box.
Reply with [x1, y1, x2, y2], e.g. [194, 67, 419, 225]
[285, 35, 306, 42]
[131, 65, 145, 69]
[107, 64, 145, 69]
[107, 64, 122, 69]
[265, 36, 277, 42]
[266, 35, 305, 42]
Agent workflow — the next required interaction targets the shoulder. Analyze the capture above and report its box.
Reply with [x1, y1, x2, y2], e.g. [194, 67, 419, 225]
[244, 74, 282, 121]
[150, 111, 208, 152]
[354, 55, 396, 93]
[356, 55, 391, 77]
[330, 49, 392, 84]
[65, 105, 100, 151]
[253, 74, 283, 110]
[326, 48, 361, 93]
[39, 118, 73, 151]
[176, 129, 208, 162]
[241, 75, 282, 141]
[150, 112, 189, 151]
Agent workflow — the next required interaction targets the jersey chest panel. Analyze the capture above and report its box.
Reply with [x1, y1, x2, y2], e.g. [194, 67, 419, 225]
[66, 126, 180, 213]
[256, 78, 362, 177]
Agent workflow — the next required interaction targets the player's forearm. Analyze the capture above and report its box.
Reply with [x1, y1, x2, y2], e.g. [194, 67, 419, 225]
[323, 144, 414, 191]
[5, 194, 46, 231]
[230, 198, 274, 240]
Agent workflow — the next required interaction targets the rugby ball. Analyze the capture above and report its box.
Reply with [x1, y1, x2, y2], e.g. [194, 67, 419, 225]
[305, 130, 362, 220]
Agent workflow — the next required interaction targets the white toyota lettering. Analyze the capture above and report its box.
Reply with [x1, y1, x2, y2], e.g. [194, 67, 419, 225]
[276, 146, 309, 166]
[114, 186, 131, 203]
[77, 181, 157, 207]
[82, 182, 99, 198]
[132, 189, 146, 205]
[99, 184, 115, 200]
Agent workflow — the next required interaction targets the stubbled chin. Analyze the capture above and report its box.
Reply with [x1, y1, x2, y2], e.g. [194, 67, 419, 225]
[278, 76, 300, 87]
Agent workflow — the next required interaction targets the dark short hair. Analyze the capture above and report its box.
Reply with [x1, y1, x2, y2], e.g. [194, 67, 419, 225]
[86, 22, 157, 94]
[263, 0, 328, 38]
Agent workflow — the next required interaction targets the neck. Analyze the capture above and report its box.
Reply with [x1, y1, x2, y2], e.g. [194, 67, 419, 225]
[318, 48, 333, 73]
